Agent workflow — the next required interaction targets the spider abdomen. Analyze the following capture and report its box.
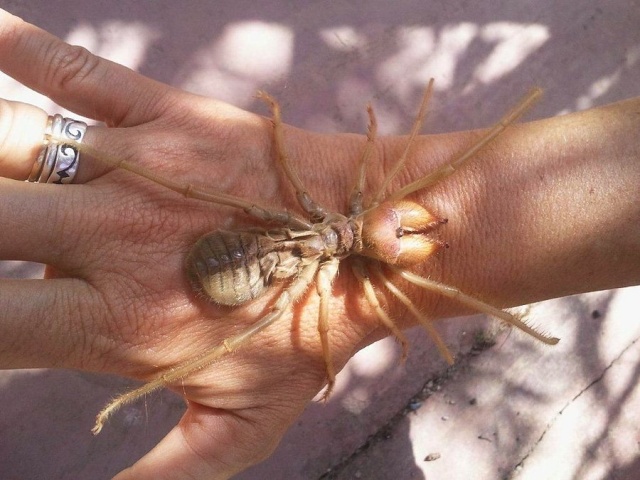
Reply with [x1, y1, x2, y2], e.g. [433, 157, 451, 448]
[186, 231, 269, 306]
[186, 229, 326, 306]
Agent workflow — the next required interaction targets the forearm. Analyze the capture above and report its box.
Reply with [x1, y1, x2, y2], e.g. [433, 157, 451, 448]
[417, 96, 640, 316]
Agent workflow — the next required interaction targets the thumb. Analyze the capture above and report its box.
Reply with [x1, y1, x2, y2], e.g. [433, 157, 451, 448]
[113, 402, 285, 480]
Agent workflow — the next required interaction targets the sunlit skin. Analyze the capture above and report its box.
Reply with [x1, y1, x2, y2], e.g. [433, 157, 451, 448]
[66, 84, 557, 434]
[0, 9, 639, 480]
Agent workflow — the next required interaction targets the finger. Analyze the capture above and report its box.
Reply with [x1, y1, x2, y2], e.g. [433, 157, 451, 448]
[0, 98, 111, 182]
[0, 178, 93, 269]
[113, 403, 283, 480]
[0, 277, 107, 371]
[0, 9, 175, 127]
[0, 99, 48, 180]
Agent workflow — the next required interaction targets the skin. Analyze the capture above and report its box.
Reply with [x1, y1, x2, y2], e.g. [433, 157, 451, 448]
[0, 9, 639, 480]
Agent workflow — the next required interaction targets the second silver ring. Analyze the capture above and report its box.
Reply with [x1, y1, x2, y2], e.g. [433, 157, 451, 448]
[28, 114, 87, 184]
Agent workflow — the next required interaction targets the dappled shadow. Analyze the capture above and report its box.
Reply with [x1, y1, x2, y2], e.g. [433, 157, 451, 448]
[0, 369, 184, 480]
[0, 0, 638, 478]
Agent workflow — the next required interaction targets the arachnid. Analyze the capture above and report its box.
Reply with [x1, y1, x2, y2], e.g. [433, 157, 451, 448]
[59, 80, 559, 434]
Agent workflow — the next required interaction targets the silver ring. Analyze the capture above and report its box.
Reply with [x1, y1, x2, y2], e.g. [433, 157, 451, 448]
[28, 114, 87, 184]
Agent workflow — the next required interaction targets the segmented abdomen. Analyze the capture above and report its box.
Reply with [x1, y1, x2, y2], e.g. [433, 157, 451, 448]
[186, 231, 272, 306]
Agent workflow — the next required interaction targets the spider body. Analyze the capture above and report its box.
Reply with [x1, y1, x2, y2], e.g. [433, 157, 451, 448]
[57, 80, 558, 435]
[187, 196, 442, 306]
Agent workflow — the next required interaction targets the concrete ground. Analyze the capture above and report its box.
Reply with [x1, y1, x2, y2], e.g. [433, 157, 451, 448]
[0, 1, 639, 479]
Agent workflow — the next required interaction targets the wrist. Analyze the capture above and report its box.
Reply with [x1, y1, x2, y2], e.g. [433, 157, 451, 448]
[402, 97, 640, 320]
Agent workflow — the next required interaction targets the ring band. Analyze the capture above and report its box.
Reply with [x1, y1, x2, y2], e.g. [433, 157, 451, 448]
[28, 114, 87, 184]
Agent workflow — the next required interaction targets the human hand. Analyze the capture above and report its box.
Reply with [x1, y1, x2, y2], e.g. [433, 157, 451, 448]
[2, 9, 640, 480]
[0, 9, 390, 480]
[0, 10, 450, 479]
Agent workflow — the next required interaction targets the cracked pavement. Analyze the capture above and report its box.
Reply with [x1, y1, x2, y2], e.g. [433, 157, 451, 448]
[285, 290, 640, 480]
[1, 1, 639, 479]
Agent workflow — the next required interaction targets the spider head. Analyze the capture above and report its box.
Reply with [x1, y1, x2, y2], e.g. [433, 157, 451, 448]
[358, 200, 446, 267]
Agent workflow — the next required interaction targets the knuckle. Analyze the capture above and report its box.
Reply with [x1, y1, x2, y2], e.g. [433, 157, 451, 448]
[44, 43, 101, 92]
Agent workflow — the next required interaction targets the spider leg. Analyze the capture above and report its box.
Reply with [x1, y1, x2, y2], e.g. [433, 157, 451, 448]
[372, 78, 434, 206]
[256, 91, 328, 221]
[352, 259, 409, 360]
[388, 87, 542, 202]
[316, 258, 340, 399]
[371, 264, 454, 365]
[393, 267, 559, 345]
[65, 139, 314, 230]
[348, 103, 378, 216]
[92, 260, 320, 435]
